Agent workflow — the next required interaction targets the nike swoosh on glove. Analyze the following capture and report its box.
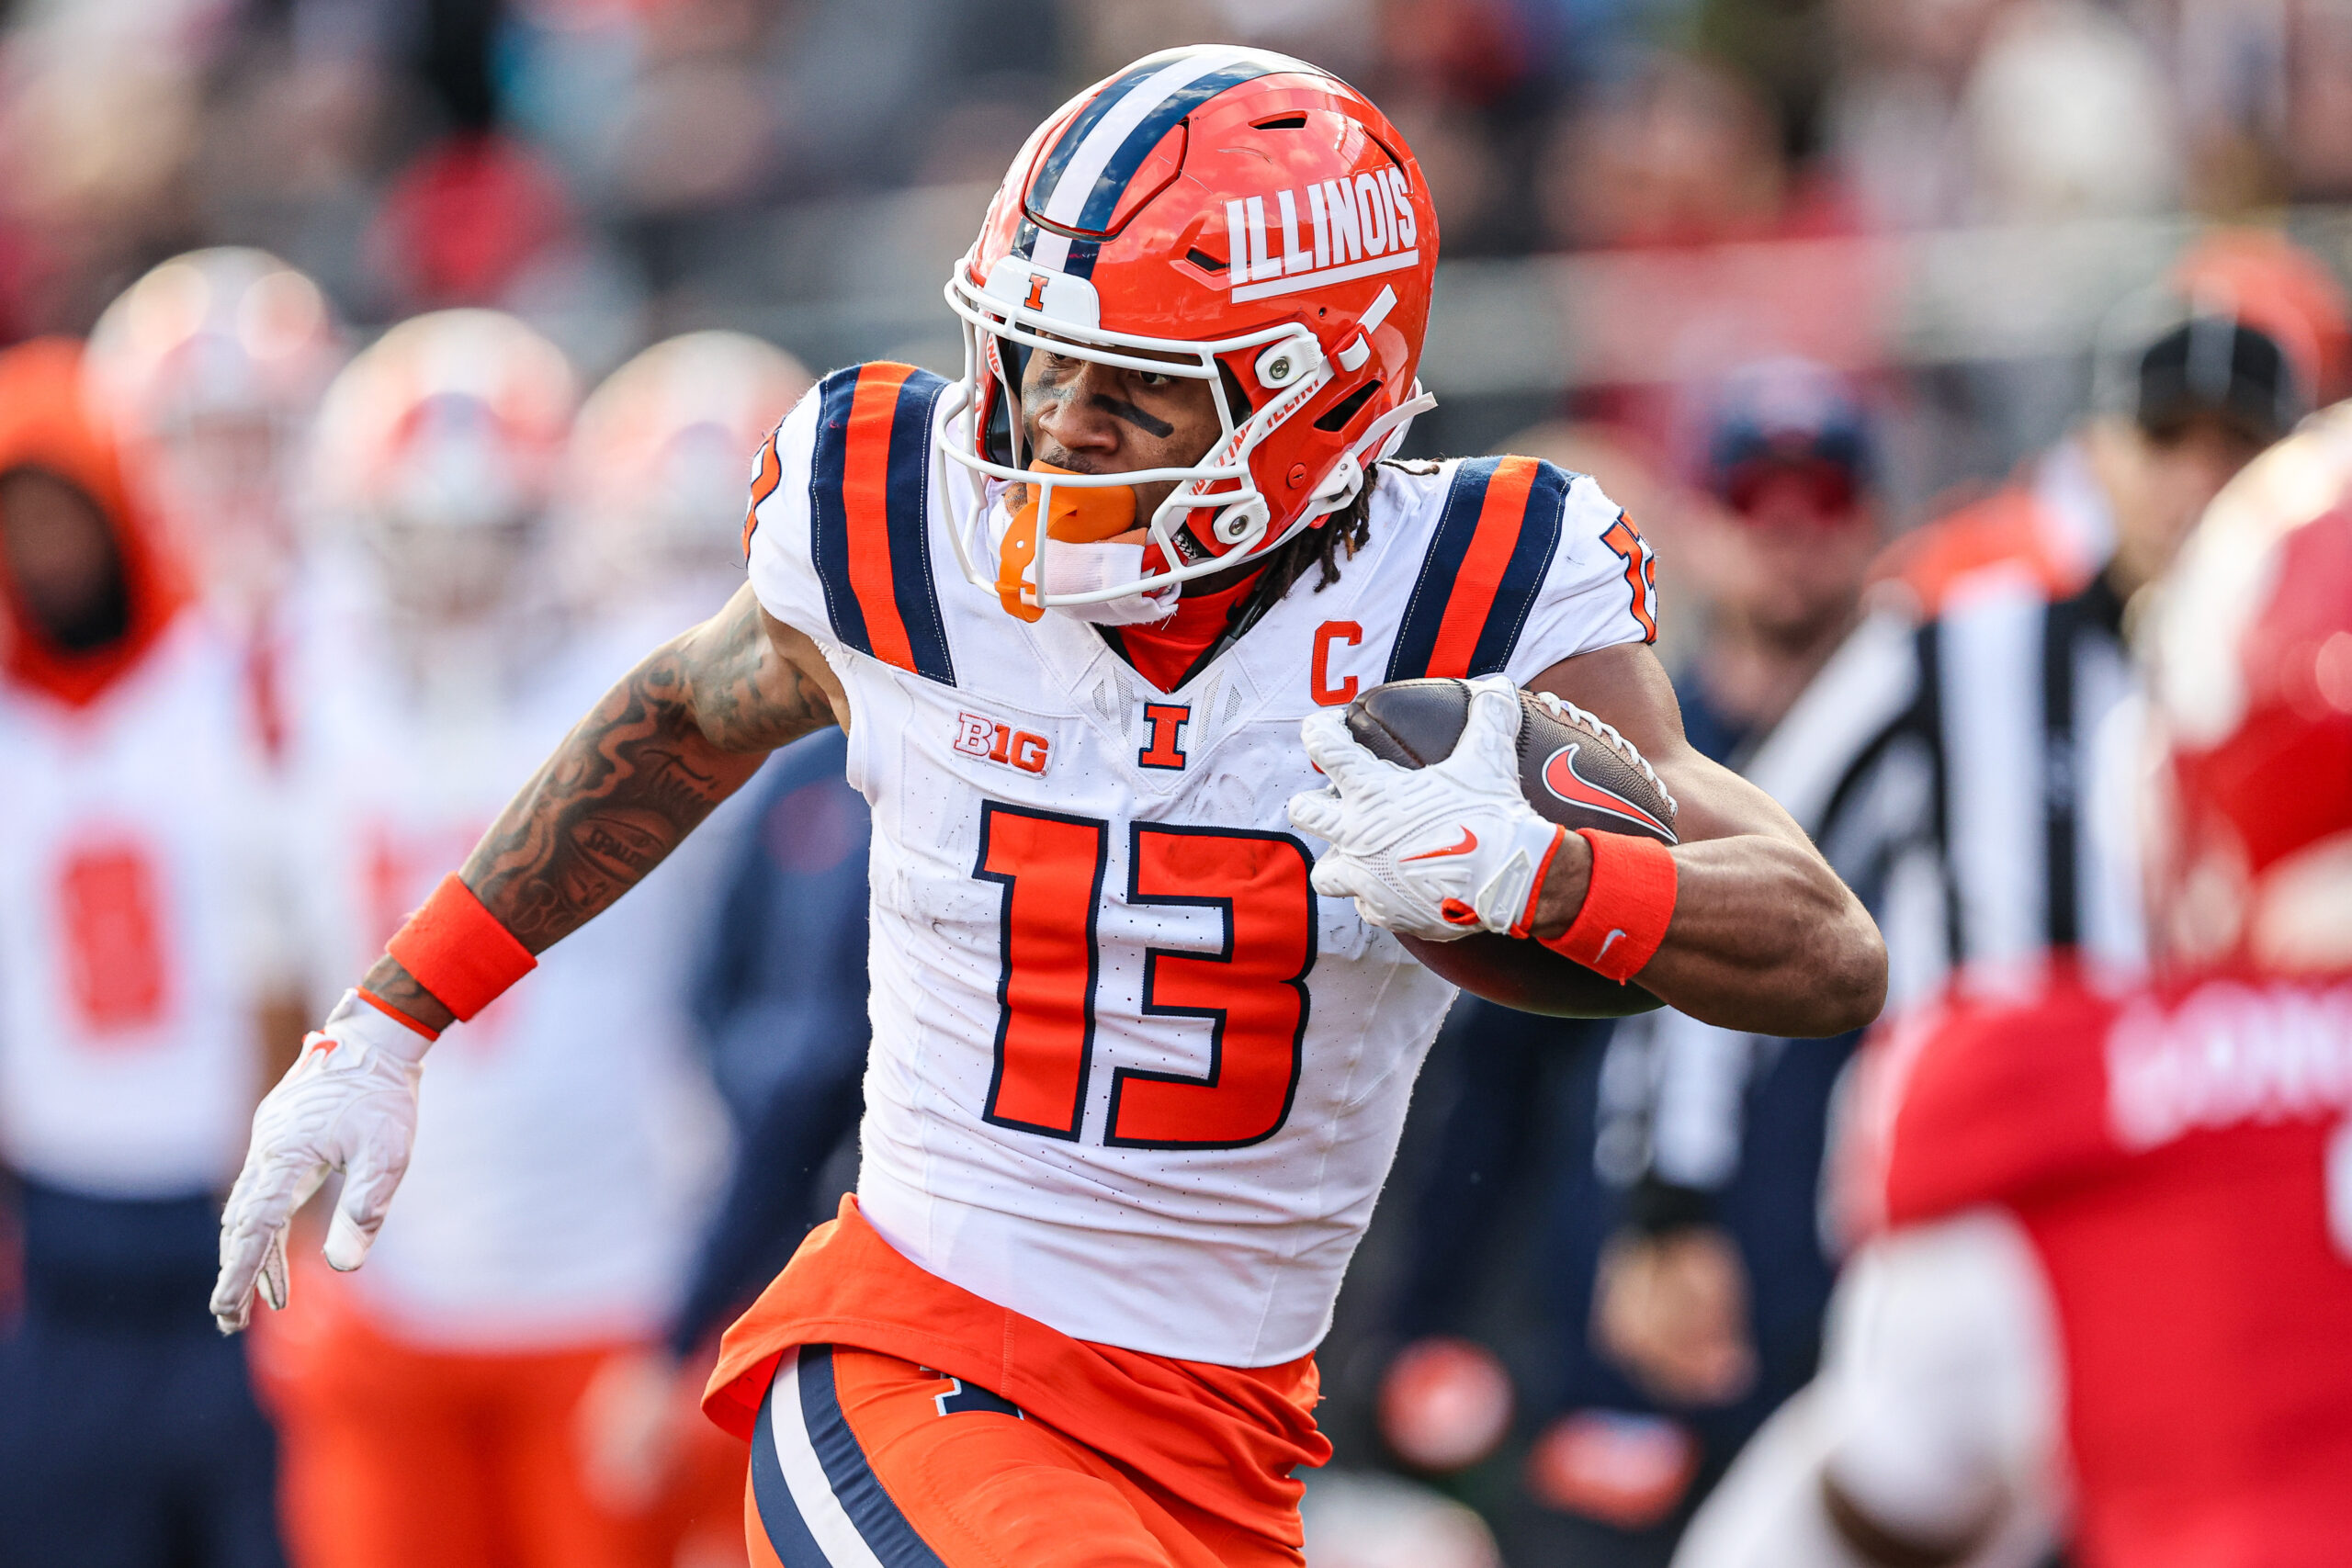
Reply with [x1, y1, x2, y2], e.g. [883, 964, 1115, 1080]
[1287, 674, 1566, 942]
[211, 989, 430, 1334]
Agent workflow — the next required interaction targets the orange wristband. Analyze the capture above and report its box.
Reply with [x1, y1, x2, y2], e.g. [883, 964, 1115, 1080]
[1540, 829, 1677, 982]
[385, 874, 537, 1021]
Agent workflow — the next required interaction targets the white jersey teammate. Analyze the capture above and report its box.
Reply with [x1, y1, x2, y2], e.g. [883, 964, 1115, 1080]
[254, 311, 749, 1568]
[215, 48, 1884, 1568]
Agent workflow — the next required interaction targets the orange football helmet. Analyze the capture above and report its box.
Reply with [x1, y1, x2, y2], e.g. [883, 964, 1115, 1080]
[84, 248, 345, 616]
[561, 330, 812, 609]
[940, 45, 1439, 617]
[310, 310, 576, 618]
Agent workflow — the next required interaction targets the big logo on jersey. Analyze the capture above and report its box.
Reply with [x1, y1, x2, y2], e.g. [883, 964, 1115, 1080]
[1542, 744, 1674, 839]
[956, 712, 1050, 774]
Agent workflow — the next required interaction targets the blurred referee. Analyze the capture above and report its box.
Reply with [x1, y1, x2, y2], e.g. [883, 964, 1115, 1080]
[1601, 282, 2326, 1280]
[1864, 271, 2329, 996]
[1587, 282, 2325, 1542]
[1588, 359, 1903, 1502]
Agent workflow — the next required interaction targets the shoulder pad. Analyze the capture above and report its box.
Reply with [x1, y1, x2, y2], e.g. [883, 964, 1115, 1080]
[1387, 456, 1576, 682]
[808, 362, 956, 685]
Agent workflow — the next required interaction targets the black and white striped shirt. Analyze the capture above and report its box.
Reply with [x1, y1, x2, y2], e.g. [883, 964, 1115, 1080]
[1602, 568, 2144, 1205]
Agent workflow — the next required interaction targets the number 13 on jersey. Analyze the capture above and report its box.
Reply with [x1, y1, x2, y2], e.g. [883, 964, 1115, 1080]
[974, 803, 1317, 1150]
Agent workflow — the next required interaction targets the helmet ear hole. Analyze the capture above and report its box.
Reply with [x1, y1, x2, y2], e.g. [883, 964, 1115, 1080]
[1314, 378, 1383, 434]
[1254, 341, 1309, 390]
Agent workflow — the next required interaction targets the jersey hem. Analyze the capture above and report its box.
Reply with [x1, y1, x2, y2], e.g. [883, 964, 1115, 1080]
[706, 1196, 1329, 1550]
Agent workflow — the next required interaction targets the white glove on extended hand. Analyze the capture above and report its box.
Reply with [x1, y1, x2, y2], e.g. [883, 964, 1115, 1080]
[1287, 675, 1566, 942]
[211, 989, 430, 1334]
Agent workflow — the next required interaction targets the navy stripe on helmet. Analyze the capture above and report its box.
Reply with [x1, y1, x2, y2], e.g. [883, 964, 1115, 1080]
[1026, 57, 1285, 280]
[751, 1370, 832, 1568]
[1068, 61, 1272, 233]
[1024, 58, 1178, 214]
[797, 1347, 951, 1568]
[1385, 458, 1572, 682]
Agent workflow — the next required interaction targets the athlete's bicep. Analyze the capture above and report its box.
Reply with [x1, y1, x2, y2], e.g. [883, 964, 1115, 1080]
[676, 582, 845, 752]
[1528, 640, 1812, 853]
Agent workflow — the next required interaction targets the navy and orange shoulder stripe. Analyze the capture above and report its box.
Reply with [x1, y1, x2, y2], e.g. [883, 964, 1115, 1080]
[1386, 457, 1575, 682]
[790, 361, 956, 686]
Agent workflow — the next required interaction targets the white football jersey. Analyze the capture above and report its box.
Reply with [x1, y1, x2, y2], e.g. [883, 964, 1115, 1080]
[0, 614, 277, 1198]
[283, 570, 739, 1349]
[745, 364, 1659, 1364]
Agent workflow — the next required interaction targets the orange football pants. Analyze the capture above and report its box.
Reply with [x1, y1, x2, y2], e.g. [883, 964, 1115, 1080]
[745, 1346, 1302, 1568]
[254, 1267, 743, 1568]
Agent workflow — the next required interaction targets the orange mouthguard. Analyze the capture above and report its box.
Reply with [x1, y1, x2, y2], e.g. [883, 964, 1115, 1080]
[1018, 462, 1138, 543]
[996, 463, 1140, 620]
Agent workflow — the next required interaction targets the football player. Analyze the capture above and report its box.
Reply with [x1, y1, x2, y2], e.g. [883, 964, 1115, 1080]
[555, 328, 816, 640]
[560, 330, 825, 1549]
[254, 311, 751, 1568]
[1672, 401, 2352, 1568]
[84, 248, 345, 762]
[215, 50, 1886, 1567]
[0, 339, 287, 1565]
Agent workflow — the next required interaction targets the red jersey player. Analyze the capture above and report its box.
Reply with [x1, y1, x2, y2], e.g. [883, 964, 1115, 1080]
[214, 50, 1886, 1567]
[1677, 404, 2352, 1568]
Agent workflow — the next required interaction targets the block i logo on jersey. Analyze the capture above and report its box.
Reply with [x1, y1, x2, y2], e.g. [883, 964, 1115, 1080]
[1138, 703, 1189, 771]
[955, 712, 1049, 774]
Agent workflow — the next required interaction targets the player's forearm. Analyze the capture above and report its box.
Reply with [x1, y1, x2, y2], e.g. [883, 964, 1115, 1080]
[1525, 648, 1886, 1035]
[355, 643, 766, 1030]
[358, 590, 836, 1030]
[1531, 831, 1886, 1036]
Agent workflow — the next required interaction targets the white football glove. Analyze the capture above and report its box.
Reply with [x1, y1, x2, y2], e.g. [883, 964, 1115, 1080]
[211, 989, 429, 1334]
[1288, 674, 1566, 942]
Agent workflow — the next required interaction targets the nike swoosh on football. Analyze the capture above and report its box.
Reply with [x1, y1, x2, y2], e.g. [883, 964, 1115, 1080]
[1541, 744, 1674, 839]
[1404, 828, 1479, 861]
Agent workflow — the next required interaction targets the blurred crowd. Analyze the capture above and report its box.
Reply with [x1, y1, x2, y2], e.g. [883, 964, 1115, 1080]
[8, 1, 2352, 356]
[4, 3, 2352, 1568]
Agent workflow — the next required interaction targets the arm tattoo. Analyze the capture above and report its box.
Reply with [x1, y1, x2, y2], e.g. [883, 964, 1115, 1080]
[361, 590, 836, 1024]
[460, 646, 741, 946]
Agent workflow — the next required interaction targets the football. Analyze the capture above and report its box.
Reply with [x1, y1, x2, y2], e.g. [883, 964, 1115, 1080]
[1342, 678, 1678, 1018]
